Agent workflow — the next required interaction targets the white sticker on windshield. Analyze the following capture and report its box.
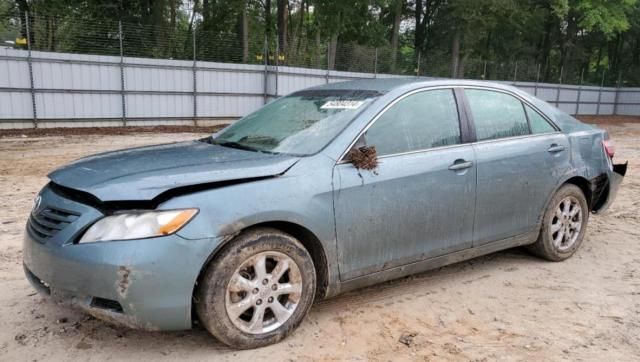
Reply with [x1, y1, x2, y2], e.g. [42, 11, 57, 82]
[320, 100, 365, 109]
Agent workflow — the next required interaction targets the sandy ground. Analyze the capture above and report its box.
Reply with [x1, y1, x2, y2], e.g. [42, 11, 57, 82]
[0, 123, 639, 361]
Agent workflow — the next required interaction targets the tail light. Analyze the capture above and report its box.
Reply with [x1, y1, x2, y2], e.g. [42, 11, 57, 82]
[603, 139, 615, 159]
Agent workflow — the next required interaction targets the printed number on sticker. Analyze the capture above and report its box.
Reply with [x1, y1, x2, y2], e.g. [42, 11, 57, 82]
[320, 100, 364, 109]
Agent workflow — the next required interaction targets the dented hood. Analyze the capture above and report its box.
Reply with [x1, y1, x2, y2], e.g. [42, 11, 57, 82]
[48, 139, 299, 202]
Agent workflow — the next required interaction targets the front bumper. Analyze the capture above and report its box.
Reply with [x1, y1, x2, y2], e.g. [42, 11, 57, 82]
[22, 185, 221, 331]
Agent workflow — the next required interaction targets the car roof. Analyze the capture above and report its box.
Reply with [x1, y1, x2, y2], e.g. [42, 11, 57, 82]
[309, 77, 523, 94]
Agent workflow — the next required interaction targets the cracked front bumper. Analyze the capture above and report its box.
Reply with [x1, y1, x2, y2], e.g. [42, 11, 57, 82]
[23, 230, 220, 331]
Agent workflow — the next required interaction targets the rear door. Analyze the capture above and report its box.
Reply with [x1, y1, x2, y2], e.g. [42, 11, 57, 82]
[462, 88, 571, 245]
[333, 88, 476, 280]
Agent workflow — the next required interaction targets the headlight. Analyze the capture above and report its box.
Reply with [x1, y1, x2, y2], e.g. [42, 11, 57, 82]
[78, 209, 198, 243]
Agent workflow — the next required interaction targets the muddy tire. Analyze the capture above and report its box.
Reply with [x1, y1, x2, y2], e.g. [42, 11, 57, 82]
[195, 228, 316, 349]
[528, 184, 589, 261]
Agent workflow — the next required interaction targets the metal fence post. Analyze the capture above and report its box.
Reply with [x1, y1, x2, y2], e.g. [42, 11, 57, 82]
[263, 36, 269, 104]
[613, 70, 622, 115]
[325, 44, 330, 84]
[575, 68, 584, 116]
[373, 48, 378, 78]
[482, 61, 487, 80]
[555, 66, 563, 107]
[25, 12, 37, 128]
[192, 26, 198, 126]
[118, 21, 127, 127]
[275, 41, 279, 98]
[596, 69, 605, 116]
[534, 63, 541, 96]
[416, 51, 421, 77]
[513, 61, 518, 84]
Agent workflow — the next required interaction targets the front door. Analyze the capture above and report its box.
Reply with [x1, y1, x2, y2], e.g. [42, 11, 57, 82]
[333, 88, 476, 280]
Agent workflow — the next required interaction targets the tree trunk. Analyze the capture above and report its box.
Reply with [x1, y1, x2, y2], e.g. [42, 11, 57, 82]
[290, 0, 305, 65]
[414, 0, 423, 51]
[16, 0, 35, 46]
[170, 0, 176, 30]
[595, 44, 603, 71]
[328, 33, 338, 70]
[265, 0, 272, 45]
[458, 52, 470, 79]
[451, 29, 461, 78]
[185, 1, 198, 56]
[242, 3, 249, 63]
[540, 12, 553, 82]
[315, 27, 321, 68]
[559, 10, 577, 83]
[390, 0, 403, 72]
[277, 0, 288, 58]
[152, 0, 166, 55]
[170, 0, 177, 56]
[202, 0, 210, 25]
[47, 17, 54, 51]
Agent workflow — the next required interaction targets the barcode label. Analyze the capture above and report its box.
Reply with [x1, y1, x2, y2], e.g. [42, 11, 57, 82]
[320, 100, 365, 109]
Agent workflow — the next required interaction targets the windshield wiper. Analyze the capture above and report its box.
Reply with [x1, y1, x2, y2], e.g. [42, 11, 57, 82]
[214, 140, 260, 152]
[213, 140, 281, 155]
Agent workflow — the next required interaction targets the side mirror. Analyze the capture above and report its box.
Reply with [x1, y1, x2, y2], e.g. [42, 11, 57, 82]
[346, 145, 378, 170]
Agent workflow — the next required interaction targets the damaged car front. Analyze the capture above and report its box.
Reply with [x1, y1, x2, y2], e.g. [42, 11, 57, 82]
[22, 144, 302, 330]
[22, 88, 381, 331]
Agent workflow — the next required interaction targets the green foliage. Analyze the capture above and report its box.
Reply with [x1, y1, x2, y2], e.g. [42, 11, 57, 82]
[3, 0, 640, 85]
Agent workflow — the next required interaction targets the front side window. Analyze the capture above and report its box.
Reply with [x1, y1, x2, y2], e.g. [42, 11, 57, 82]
[364, 89, 461, 155]
[465, 89, 530, 141]
[213, 89, 380, 155]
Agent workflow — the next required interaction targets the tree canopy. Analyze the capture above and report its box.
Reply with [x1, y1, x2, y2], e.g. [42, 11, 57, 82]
[1, 0, 639, 86]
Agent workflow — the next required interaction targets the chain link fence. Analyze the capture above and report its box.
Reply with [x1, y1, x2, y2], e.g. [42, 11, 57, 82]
[1, 10, 632, 87]
[1, 10, 639, 129]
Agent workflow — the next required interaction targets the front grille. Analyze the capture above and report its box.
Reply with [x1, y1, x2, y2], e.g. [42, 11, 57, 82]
[27, 206, 80, 243]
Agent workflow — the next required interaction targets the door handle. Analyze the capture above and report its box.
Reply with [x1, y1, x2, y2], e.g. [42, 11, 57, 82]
[548, 144, 566, 153]
[448, 160, 473, 171]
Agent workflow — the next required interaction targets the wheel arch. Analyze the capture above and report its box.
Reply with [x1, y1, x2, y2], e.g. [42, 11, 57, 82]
[249, 221, 329, 300]
[536, 174, 593, 229]
[562, 176, 593, 210]
[191, 220, 330, 321]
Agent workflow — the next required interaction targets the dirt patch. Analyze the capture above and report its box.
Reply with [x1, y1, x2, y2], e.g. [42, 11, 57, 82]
[578, 115, 640, 124]
[0, 124, 639, 360]
[0, 125, 227, 139]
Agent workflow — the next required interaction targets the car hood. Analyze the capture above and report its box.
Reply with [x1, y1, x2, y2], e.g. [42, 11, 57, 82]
[48, 139, 300, 202]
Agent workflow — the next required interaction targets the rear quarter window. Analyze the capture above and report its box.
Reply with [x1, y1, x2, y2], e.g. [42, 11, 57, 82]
[525, 104, 556, 134]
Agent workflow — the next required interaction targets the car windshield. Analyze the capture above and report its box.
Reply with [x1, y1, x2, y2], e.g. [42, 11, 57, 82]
[212, 89, 380, 155]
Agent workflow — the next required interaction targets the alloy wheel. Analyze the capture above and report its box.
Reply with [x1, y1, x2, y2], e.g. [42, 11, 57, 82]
[224, 251, 303, 334]
[549, 195, 583, 252]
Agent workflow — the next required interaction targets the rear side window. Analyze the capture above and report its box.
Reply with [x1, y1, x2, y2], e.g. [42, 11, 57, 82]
[525, 104, 556, 134]
[465, 89, 530, 141]
[365, 89, 461, 155]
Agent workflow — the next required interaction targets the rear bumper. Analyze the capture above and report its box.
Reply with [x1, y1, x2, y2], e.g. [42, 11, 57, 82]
[592, 162, 627, 214]
[23, 230, 220, 331]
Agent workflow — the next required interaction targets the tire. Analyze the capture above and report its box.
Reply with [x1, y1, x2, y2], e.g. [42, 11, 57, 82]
[528, 184, 589, 261]
[195, 227, 316, 349]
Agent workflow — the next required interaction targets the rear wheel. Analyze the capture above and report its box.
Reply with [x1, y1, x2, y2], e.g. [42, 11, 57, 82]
[195, 228, 316, 349]
[528, 184, 589, 261]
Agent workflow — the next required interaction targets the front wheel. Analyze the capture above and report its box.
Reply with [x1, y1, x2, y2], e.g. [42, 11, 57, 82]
[528, 184, 589, 261]
[195, 228, 316, 349]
